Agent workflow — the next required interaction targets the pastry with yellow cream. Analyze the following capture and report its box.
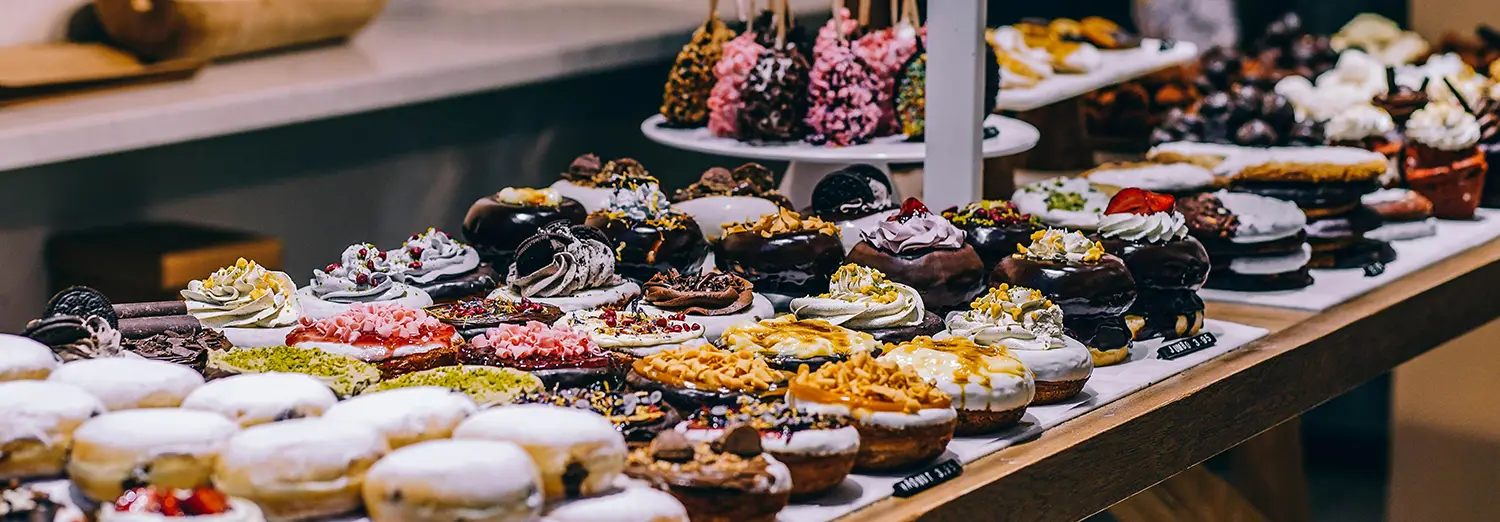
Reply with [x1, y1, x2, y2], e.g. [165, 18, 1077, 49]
[991, 229, 1137, 366]
[463, 187, 587, 269]
[719, 315, 881, 371]
[180, 258, 302, 348]
[790, 264, 941, 345]
[627, 344, 788, 410]
[943, 285, 1093, 404]
[787, 352, 956, 471]
[882, 337, 1034, 434]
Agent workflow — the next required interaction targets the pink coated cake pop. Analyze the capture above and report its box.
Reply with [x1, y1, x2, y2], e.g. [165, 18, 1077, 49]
[708, 31, 767, 138]
[805, 37, 882, 146]
[856, 24, 919, 136]
[814, 8, 862, 58]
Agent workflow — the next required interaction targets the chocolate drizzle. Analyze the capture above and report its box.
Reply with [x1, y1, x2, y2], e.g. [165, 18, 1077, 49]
[121, 330, 230, 372]
[643, 270, 755, 316]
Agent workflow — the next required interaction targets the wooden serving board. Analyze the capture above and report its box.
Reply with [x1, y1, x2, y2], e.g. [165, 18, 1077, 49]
[0, 43, 202, 106]
[94, 0, 388, 61]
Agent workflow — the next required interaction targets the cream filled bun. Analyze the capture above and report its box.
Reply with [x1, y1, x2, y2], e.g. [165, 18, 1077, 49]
[0, 333, 59, 382]
[555, 308, 707, 358]
[363, 439, 543, 522]
[180, 373, 338, 428]
[881, 337, 1035, 435]
[0, 380, 104, 480]
[47, 358, 205, 411]
[453, 405, 628, 502]
[321, 387, 478, 449]
[214, 418, 388, 521]
[542, 485, 689, 522]
[67, 409, 239, 502]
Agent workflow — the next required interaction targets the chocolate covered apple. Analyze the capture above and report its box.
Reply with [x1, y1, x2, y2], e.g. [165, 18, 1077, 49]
[1094, 189, 1210, 341]
[462, 187, 586, 269]
[843, 198, 985, 312]
[584, 181, 709, 283]
[990, 229, 1137, 366]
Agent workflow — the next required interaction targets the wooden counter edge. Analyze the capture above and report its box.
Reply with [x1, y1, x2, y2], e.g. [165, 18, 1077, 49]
[840, 238, 1500, 522]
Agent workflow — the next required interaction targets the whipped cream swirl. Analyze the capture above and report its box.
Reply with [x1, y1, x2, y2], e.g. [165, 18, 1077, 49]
[507, 223, 621, 298]
[182, 258, 302, 328]
[790, 265, 923, 329]
[391, 228, 480, 285]
[307, 244, 413, 303]
[1098, 211, 1189, 244]
[862, 213, 967, 253]
[1407, 103, 1482, 151]
[605, 183, 675, 222]
[944, 285, 1067, 351]
[1018, 229, 1104, 264]
[1325, 104, 1395, 142]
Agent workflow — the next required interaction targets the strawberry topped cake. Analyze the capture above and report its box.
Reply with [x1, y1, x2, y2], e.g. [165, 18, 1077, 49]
[462, 322, 623, 389]
[287, 303, 457, 378]
[1094, 189, 1210, 341]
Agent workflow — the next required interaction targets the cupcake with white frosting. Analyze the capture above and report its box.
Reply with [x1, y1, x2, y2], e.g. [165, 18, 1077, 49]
[843, 198, 986, 311]
[181, 258, 302, 348]
[943, 284, 1093, 404]
[389, 228, 498, 302]
[1404, 102, 1488, 219]
[790, 264, 942, 344]
[881, 336, 1035, 434]
[1324, 104, 1399, 158]
[1012, 177, 1109, 230]
[298, 245, 432, 320]
[489, 222, 642, 312]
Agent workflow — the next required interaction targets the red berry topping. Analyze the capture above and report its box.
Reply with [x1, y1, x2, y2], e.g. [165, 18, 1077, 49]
[325, 263, 340, 273]
[409, 261, 423, 269]
[355, 273, 370, 285]
[409, 246, 424, 257]
[377, 251, 387, 260]
[359, 248, 369, 257]
[890, 197, 932, 222]
[1105, 188, 1176, 216]
[180, 488, 230, 515]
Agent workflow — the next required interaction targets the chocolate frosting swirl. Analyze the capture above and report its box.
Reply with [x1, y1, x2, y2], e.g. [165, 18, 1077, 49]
[643, 270, 755, 316]
[507, 222, 622, 298]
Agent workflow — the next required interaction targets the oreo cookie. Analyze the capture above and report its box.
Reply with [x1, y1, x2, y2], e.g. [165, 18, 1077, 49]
[807, 165, 895, 219]
[511, 223, 609, 277]
[22, 315, 92, 347]
[43, 286, 117, 328]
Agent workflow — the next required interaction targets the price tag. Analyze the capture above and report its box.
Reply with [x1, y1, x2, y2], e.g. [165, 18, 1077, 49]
[1157, 332, 1217, 361]
[892, 460, 963, 498]
[1363, 262, 1386, 277]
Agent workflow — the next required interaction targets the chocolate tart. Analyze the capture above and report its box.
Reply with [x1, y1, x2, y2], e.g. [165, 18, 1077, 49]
[991, 231, 1137, 366]
[641, 270, 775, 343]
[627, 345, 788, 410]
[679, 399, 858, 498]
[714, 209, 845, 301]
[514, 387, 680, 446]
[625, 428, 791, 522]
[425, 297, 563, 339]
[942, 201, 1042, 270]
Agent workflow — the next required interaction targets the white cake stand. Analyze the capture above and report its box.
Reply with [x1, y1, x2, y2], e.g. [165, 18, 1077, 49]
[640, 114, 1039, 208]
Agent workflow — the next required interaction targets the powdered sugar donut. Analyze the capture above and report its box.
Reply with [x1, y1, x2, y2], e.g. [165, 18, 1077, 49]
[363, 439, 543, 522]
[67, 408, 239, 502]
[453, 405, 627, 501]
[48, 358, 204, 411]
[214, 418, 388, 521]
[0, 333, 59, 382]
[543, 485, 689, 522]
[321, 387, 478, 449]
[181, 373, 338, 427]
[0, 380, 104, 480]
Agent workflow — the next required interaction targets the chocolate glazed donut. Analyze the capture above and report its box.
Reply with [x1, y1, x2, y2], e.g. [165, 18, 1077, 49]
[990, 255, 1137, 352]
[843, 243, 986, 313]
[1098, 236, 1210, 341]
[586, 215, 710, 283]
[958, 222, 1039, 271]
[715, 231, 845, 297]
[463, 197, 587, 268]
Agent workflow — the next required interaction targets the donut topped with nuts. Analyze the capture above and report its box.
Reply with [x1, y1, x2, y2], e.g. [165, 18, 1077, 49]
[684, 398, 851, 438]
[631, 345, 788, 397]
[789, 352, 952, 414]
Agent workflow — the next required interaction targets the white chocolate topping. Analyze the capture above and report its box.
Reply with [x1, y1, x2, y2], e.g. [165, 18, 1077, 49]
[322, 387, 478, 449]
[48, 358, 205, 411]
[181, 373, 338, 427]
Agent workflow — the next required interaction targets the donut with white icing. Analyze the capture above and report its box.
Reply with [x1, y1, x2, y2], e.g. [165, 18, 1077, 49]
[0, 333, 59, 382]
[67, 409, 239, 502]
[0, 380, 104, 480]
[214, 418, 388, 521]
[321, 387, 478, 449]
[180, 373, 338, 427]
[363, 439, 543, 522]
[47, 358, 204, 411]
[542, 485, 689, 522]
[453, 405, 628, 502]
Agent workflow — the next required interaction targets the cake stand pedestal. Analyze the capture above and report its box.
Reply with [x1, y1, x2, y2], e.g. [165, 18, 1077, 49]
[640, 114, 1039, 209]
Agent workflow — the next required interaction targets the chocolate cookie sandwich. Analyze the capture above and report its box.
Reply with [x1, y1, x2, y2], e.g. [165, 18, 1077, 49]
[789, 264, 942, 344]
[625, 428, 791, 522]
[549, 154, 659, 212]
[803, 165, 899, 251]
[1177, 191, 1313, 291]
[180, 259, 303, 347]
[881, 336, 1035, 435]
[641, 270, 774, 343]
[491, 222, 642, 312]
[463, 187, 587, 269]
[673, 163, 793, 239]
[1011, 177, 1108, 230]
[943, 284, 1093, 404]
[844, 198, 986, 312]
[389, 228, 498, 302]
[678, 398, 858, 498]
[368, 365, 544, 405]
[1364, 188, 1437, 241]
[424, 296, 563, 339]
[23, 288, 125, 362]
[206, 345, 382, 397]
[299, 244, 433, 320]
[991, 229, 1137, 366]
[287, 302, 459, 379]
[463, 322, 624, 389]
[719, 315, 881, 371]
[627, 345, 788, 410]
[514, 387, 680, 446]
[584, 181, 709, 283]
[941, 200, 1042, 270]
[787, 352, 956, 471]
[1227, 146, 1395, 268]
[1095, 189, 1210, 341]
[715, 208, 844, 307]
[557, 306, 708, 360]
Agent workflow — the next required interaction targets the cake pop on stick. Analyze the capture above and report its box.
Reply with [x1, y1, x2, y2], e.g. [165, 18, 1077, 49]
[895, 0, 927, 138]
[738, 0, 811, 142]
[804, 0, 882, 146]
[814, 4, 861, 58]
[707, 0, 768, 138]
[661, 0, 737, 127]
[857, 0, 919, 135]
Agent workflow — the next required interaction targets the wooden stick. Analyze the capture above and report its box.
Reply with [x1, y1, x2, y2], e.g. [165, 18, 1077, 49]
[890, 0, 899, 29]
[776, 0, 787, 48]
[709, 0, 719, 20]
[859, 0, 871, 26]
[907, 0, 920, 27]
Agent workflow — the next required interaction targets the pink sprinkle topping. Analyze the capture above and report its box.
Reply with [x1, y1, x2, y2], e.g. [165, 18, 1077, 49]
[471, 321, 601, 361]
[296, 303, 447, 343]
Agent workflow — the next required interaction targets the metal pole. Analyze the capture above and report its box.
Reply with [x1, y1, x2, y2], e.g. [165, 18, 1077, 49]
[922, 0, 987, 209]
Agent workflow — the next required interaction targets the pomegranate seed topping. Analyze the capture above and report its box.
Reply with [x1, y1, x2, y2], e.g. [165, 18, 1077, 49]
[325, 263, 339, 273]
[377, 251, 387, 260]
[410, 261, 423, 269]
[355, 273, 370, 285]
[409, 246, 424, 256]
[359, 248, 369, 257]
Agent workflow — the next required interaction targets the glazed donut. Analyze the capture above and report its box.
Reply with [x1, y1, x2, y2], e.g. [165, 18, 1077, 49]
[453, 405, 628, 502]
[181, 373, 338, 427]
[214, 419, 388, 521]
[0, 380, 104, 480]
[47, 358, 204, 411]
[67, 408, 239, 502]
[321, 387, 478, 449]
[0, 334, 59, 382]
[542, 485, 689, 522]
[362, 439, 543, 522]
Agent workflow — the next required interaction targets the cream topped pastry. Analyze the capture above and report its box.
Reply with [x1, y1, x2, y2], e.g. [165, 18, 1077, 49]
[1016, 228, 1105, 263]
[286, 302, 457, 378]
[1012, 177, 1108, 230]
[941, 200, 1042, 268]
[464, 321, 621, 389]
[491, 222, 641, 312]
[550, 155, 659, 212]
[390, 228, 497, 302]
[625, 428, 791, 522]
[1325, 104, 1396, 144]
[584, 181, 708, 283]
[715, 208, 845, 304]
[1408, 102, 1482, 152]
[787, 352, 956, 471]
[1177, 192, 1314, 292]
[677, 398, 858, 498]
[641, 270, 774, 343]
[103, 485, 261, 522]
[993, 229, 1137, 368]
[789, 264, 940, 344]
[557, 307, 705, 359]
[941, 284, 1092, 404]
[627, 345, 788, 410]
[881, 337, 1035, 435]
[0, 333, 59, 382]
[1404, 101, 1489, 219]
[719, 315, 881, 371]
[300, 244, 432, 320]
[844, 199, 987, 312]
[803, 166, 901, 252]
[181, 259, 301, 348]
[1096, 189, 1210, 341]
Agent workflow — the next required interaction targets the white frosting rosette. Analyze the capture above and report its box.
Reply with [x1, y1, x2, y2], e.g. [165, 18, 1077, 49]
[180, 258, 302, 348]
[1097, 210, 1189, 244]
[1407, 102, 1482, 151]
[1017, 228, 1106, 264]
[1324, 104, 1395, 143]
[299, 244, 432, 321]
[1012, 177, 1108, 230]
[790, 265, 924, 330]
[941, 285, 1093, 385]
[390, 228, 481, 285]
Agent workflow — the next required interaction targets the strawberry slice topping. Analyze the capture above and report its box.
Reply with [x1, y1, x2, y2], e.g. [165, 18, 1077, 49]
[890, 197, 931, 223]
[113, 487, 232, 516]
[1105, 188, 1176, 215]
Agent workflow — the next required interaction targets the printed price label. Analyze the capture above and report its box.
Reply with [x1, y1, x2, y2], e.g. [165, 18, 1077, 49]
[1363, 262, 1386, 277]
[1157, 332, 1217, 361]
[892, 460, 963, 498]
